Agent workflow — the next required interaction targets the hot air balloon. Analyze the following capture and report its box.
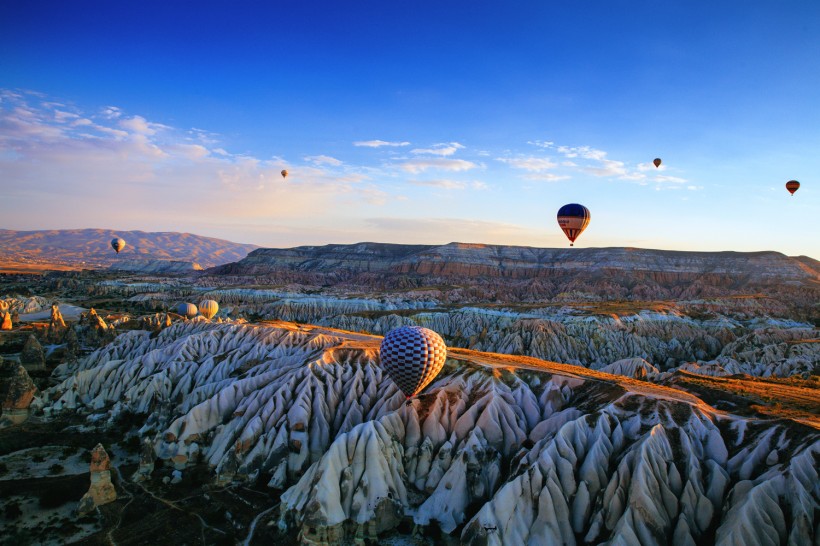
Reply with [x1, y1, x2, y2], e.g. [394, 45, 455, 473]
[111, 237, 126, 254]
[177, 302, 198, 319]
[281, 169, 289, 179]
[556, 204, 591, 246]
[653, 158, 662, 168]
[198, 300, 219, 320]
[786, 180, 800, 196]
[379, 325, 447, 398]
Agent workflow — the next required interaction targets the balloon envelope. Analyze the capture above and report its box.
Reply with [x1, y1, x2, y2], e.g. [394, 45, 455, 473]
[281, 169, 288, 179]
[556, 204, 591, 246]
[379, 326, 447, 398]
[111, 237, 126, 254]
[198, 300, 219, 319]
[177, 302, 198, 319]
[653, 158, 662, 168]
[786, 180, 800, 195]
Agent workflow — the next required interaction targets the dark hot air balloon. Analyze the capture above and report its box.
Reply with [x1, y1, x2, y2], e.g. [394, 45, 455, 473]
[111, 237, 126, 254]
[177, 302, 198, 319]
[199, 300, 219, 320]
[556, 204, 591, 246]
[281, 169, 289, 179]
[653, 158, 662, 168]
[786, 180, 800, 196]
[379, 326, 447, 398]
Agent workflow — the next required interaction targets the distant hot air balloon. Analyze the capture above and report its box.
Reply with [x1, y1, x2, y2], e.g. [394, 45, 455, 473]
[111, 237, 126, 254]
[177, 302, 198, 319]
[379, 326, 447, 398]
[281, 169, 289, 179]
[198, 300, 219, 320]
[653, 158, 662, 168]
[556, 204, 591, 247]
[786, 180, 800, 196]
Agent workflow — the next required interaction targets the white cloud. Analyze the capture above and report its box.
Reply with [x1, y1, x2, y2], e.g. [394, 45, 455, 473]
[521, 173, 571, 182]
[407, 179, 466, 190]
[304, 154, 343, 166]
[120, 115, 167, 136]
[101, 106, 121, 119]
[527, 140, 554, 148]
[557, 145, 607, 161]
[497, 157, 558, 172]
[411, 142, 464, 156]
[398, 158, 477, 174]
[353, 139, 410, 148]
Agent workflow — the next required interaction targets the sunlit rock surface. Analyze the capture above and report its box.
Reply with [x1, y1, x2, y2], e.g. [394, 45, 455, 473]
[77, 443, 118, 515]
[0, 356, 38, 425]
[42, 321, 819, 543]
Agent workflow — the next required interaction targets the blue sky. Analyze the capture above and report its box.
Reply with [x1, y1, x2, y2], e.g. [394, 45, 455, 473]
[1, 1, 818, 257]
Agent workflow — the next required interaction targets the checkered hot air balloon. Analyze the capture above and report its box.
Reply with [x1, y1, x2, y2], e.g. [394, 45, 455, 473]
[556, 203, 591, 246]
[110, 237, 126, 254]
[379, 326, 447, 398]
[177, 302, 198, 319]
[198, 300, 219, 319]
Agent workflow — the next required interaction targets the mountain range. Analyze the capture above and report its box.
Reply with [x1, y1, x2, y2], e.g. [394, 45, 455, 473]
[0, 229, 258, 270]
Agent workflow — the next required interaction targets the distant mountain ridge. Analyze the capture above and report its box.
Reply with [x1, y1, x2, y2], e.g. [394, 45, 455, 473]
[0, 229, 258, 269]
[213, 241, 820, 283]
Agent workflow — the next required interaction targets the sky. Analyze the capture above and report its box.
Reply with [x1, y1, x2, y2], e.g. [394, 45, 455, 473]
[1, 1, 818, 257]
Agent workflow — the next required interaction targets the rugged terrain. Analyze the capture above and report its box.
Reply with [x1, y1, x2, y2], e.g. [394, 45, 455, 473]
[0, 243, 817, 544]
[31, 321, 820, 544]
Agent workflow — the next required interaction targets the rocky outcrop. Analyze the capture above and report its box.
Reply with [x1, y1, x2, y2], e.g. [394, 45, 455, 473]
[131, 438, 156, 482]
[0, 356, 38, 425]
[77, 443, 117, 515]
[20, 334, 46, 371]
[108, 259, 204, 274]
[47, 303, 67, 342]
[42, 321, 820, 544]
[0, 312, 11, 330]
[597, 357, 659, 379]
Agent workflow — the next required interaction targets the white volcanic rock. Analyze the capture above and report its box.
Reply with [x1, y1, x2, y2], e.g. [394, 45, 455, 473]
[0, 295, 50, 314]
[41, 321, 820, 544]
[597, 358, 660, 379]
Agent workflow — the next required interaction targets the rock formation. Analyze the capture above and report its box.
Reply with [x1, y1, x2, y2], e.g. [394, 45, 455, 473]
[47, 303, 67, 342]
[20, 334, 46, 371]
[0, 356, 38, 426]
[0, 312, 11, 330]
[43, 321, 820, 544]
[77, 443, 117, 515]
[131, 438, 156, 482]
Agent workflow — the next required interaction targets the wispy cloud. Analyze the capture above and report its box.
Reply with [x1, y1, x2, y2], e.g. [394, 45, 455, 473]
[497, 156, 558, 172]
[408, 179, 465, 190]
[521, 173, 570, 182]
[398, 158, 477, 174]
[305, 154, 343, 166]
[353, 139, 410, 148]
[410, 142, 464, 156]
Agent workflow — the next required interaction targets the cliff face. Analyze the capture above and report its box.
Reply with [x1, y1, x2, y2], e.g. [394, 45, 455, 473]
[213, 242, 818, 285]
